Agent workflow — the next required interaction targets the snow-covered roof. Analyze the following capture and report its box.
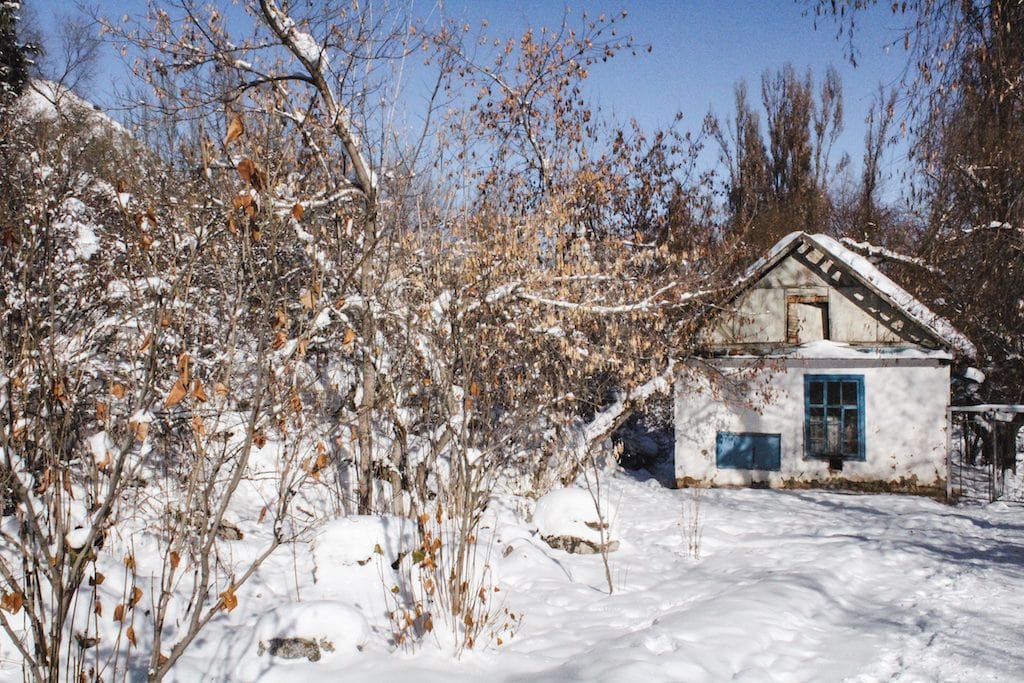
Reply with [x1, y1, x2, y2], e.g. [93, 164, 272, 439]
[730, 339, 953, 361]
[736, 231, 976, 358]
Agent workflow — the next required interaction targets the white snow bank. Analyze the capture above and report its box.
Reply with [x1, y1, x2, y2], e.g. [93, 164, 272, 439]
[86, 430, 114, 465]
[532, 487, 617, 544]
[252, 600, 367, 651]
[312, 515, 417, 566]
[19, 79, 128, 135]
[225, 601, 368, 680]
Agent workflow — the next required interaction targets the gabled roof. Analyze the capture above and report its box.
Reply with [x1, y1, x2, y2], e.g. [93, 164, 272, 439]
[731, 231, 976, 358]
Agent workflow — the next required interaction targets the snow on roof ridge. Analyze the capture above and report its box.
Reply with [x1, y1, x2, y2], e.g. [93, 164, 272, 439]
[735, 230, 804, 284]
[802, 232, 975, 358]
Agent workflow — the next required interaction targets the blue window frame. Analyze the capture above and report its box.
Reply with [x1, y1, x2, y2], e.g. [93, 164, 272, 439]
[716, 432, 782, 471]
[804, 374, 865, 460]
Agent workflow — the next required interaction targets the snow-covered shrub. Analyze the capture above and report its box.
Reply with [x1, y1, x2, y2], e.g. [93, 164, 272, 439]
[382, 503, 520, 655]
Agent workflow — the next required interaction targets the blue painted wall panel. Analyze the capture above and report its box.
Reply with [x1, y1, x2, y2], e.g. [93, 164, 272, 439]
[716, 432, 782, 471]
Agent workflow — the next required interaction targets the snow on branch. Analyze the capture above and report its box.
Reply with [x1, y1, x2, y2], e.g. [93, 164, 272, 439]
[258, 0, 327, 67]
[567, 361, 676, 464]
[257, 0, 376, 198]
[960, 221, 1019, 236]
[516, 283, 713, 315]
[839, 237, 943, 275]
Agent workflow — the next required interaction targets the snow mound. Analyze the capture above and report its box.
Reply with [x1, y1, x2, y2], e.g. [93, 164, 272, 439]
[227, 601, 368, 678]
[19, 80, 128, 136]
[252, 600, 367, 652]
[533, 487, 617, 545]
[313, 515, 417, 566]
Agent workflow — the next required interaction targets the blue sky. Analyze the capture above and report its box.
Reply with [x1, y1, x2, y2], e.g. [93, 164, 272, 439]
[27, 0, 913, 187]
[436, 1, 911, 185]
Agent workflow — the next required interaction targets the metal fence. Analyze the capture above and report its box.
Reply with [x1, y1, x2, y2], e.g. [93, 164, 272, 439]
[949, 406, 1024, 503]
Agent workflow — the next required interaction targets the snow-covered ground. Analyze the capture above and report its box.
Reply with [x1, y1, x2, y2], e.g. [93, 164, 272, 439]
[4, 464, 1024, 681]
[111, 470, 1024, 682]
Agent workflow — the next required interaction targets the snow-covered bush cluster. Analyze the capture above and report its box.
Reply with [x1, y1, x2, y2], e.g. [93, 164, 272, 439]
[0, 3, 723, 677]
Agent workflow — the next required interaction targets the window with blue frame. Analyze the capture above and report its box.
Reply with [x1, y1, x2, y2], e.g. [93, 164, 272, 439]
[804, 375, 865, 460]
[716, 432, 782, 470]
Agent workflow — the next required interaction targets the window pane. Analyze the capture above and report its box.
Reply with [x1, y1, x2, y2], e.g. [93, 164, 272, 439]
[841, 381, 858, 405]
[827, 381, 842, 404]
[842, 409, 859, 455]
[826, 407, 842, 452]
[809, 415, 825, 454]
[809, 381, 824, 405]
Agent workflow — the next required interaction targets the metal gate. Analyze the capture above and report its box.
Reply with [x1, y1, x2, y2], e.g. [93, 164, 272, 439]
[949, 406, 1024, 503]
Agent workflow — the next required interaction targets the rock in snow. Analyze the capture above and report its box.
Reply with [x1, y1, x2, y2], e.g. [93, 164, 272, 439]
[251, 601, 367, 664]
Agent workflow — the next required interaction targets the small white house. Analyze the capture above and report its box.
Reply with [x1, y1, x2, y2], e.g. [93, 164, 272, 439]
[674, 232, 975, 496]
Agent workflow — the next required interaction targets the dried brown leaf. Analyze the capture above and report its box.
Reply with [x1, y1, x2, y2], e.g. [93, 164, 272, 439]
[130, 420, 149, 442]
[224, 114, 244, 144]
[236, 158, 255, 184]
[1, 592, 23, 614]
[53, 380, 67, 404]
[220, 586, 238, 612]
[164, 378, 188, 409]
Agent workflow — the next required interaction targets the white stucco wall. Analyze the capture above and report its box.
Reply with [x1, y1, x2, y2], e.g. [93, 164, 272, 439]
[674, 358, 951, 490]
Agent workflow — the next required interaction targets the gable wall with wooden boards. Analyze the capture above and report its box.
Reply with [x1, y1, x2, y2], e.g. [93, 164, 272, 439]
[705, 242, 941, 351]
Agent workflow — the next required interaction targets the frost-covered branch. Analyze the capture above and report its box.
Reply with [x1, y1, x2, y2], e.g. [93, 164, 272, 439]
[516, 283, 713, 315]
[960, 220, 1020, 237]
[555, 361, 676, 486]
